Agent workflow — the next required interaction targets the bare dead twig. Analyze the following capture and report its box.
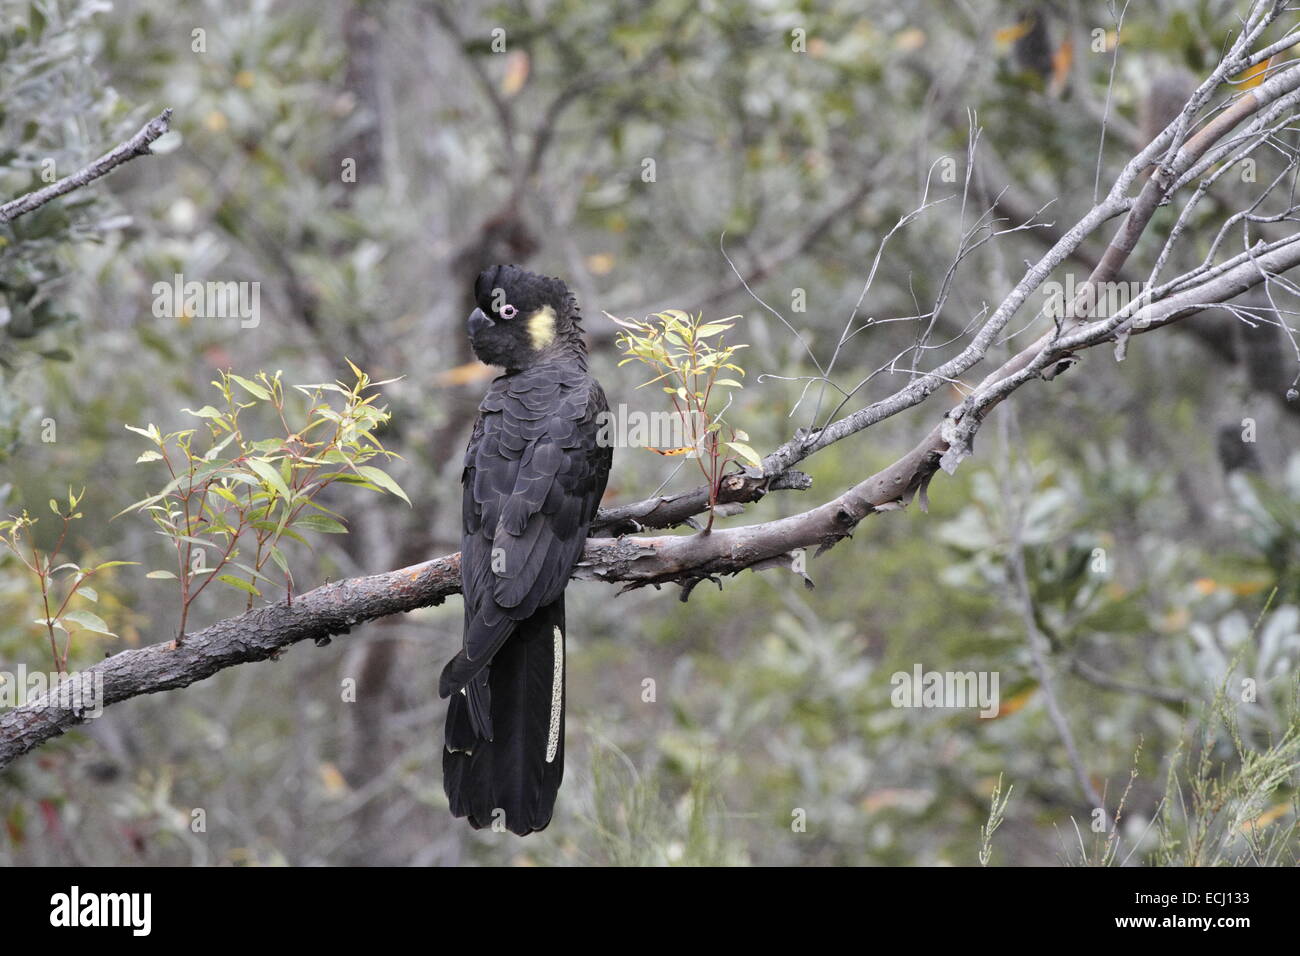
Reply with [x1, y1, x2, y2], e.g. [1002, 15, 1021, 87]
[0, 109, 172, 224]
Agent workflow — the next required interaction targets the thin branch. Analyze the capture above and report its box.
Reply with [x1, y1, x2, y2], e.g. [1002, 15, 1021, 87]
[0, 109, 172, 224]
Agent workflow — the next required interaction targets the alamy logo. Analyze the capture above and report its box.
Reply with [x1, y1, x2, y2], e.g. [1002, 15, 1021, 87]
[595, 404, 707, 453]
[0, 667, 104, 718]
[49, 886, 151, 936]
[1042, 273, 1150, 321]
[890, 664, 1000, 718]
[152, 273, 260, 328]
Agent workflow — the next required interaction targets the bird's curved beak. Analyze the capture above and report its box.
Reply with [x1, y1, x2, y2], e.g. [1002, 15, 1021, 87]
[468, 307, 493, 337]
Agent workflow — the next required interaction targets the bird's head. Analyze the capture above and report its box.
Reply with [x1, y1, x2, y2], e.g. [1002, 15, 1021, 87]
[468, 265, 582, 370]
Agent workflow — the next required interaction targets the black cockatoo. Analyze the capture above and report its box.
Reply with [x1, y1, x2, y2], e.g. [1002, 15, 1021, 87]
[440, 265, 612, 835]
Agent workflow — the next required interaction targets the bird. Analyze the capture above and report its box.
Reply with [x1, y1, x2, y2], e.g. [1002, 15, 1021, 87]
[440, 264, 612, 835]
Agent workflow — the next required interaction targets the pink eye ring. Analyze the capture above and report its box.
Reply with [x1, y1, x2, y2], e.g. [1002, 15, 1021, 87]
[499, 304, 518, 319]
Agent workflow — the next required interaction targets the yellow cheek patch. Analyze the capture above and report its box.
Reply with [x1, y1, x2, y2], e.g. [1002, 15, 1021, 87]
[526, 305, 557, 349]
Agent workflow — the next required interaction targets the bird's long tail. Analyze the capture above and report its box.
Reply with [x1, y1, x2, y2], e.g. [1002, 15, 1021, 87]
[441, 598, 566, 836]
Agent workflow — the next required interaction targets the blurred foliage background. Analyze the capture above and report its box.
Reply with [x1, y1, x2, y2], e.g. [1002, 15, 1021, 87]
[1, 0, 1298, 865]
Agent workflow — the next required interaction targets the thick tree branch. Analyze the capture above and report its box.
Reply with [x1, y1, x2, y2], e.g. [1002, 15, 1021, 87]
[0, 109, 172, 224]
[0, 554, 459, 771]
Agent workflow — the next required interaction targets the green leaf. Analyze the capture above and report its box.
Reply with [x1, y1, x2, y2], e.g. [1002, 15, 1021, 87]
[217, 574, 261, 596]
[268, 546, 290, 576]
[171, 536, 218, 550]
[272, 526, 310, 547]
[181, 405, 225, 421]
[354, 465, 411, 506]
[296, 497, 348, 520]
[63, 610, 116, 637]
[724, 441, 762, 469]
[294, 514, 349, 534]
[247, 458, 292, 502]
[89, 560, 139, 571]
[230, 561, 275, 585]
[210, 485, 242, 506]
[125, 423, 162, 443]
[229, 374, 272, 400]
[203, 431, 237, 461]
[114, 492, 164, 520]
[146, 570, 177, 580]
[136, 450, 164, 463]
[77, 587, 98, 603]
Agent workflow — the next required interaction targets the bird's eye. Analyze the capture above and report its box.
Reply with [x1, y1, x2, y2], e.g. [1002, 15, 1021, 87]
[499, 304, 518, 320]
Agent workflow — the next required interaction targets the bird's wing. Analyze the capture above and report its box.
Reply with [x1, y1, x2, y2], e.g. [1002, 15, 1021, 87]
[452, 367, 610, 682]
